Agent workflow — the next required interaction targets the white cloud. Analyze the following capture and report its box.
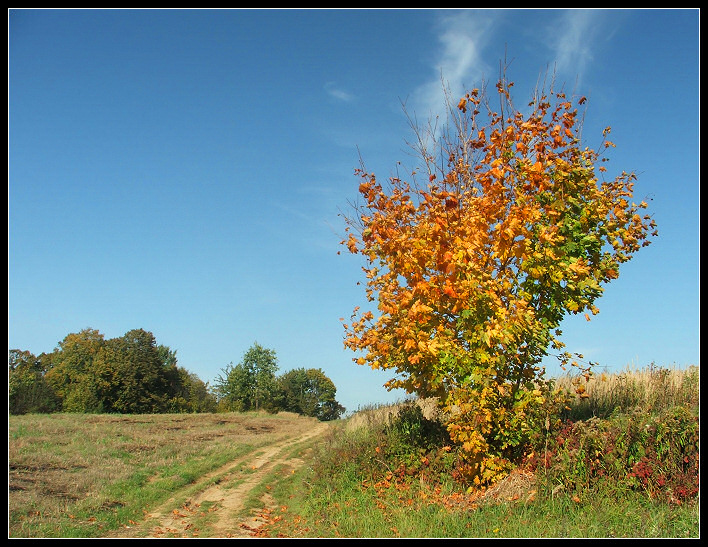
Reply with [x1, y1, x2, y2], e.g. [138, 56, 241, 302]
[546, 9, 616, 87]
[324, 81, 355, 102]
[553, 11, 596, 78]
[410, 10, 497, 121]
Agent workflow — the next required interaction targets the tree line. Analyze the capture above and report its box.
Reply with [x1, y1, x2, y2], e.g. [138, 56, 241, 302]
[8, 328, 345, 420]
[212, 342, 345, 421]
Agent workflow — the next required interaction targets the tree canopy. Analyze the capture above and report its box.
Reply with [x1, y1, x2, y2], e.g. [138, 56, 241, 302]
[9, 328, 216, 415]
[214, 343, 345, 420]
[277, 367, 346, 421]
[340, 70, 656, 484]
[214, 342, 280, 412]
[11, 334, 345, 420]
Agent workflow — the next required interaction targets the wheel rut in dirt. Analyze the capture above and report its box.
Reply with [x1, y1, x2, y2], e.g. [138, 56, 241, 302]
[111, 418, 329, 538]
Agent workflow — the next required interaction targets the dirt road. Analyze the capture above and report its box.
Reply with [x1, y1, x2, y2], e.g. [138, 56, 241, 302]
[109, 417, 330, 538]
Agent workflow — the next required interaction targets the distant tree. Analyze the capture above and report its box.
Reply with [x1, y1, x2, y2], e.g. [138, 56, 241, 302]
[277, 368, 345, 421]
[8, 349, 60, 414]
[183, 370, 218, 413]
[92, 329, 171, 413]
[215, 343, 279, 412]
[44, 328, 105, 412]
[150, 344, 216, 412]
[157, 344, 184, 404]
[10, 327, 216, 415]
[214, 361, 246, 412]
[166, 366, 218, 413]
[157, 344, 178, 369]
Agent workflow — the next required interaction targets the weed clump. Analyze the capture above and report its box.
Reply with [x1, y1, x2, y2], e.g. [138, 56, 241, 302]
[528, 405, 699, 504]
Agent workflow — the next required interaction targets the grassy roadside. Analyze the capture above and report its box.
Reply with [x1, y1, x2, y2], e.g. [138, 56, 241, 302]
[256, 365, 700, 538]
[258, 421, 699, 538]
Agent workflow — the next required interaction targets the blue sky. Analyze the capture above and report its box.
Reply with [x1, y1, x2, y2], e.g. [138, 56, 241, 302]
[8, 9, 700, 414]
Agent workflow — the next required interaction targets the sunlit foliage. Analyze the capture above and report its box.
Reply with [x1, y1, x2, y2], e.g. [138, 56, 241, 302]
[341, 69, 656, 484]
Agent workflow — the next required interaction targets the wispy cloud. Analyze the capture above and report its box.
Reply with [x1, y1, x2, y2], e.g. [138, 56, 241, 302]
[545, 9, 615, 87]
[412, 9, 614, 118]
[550, 10, 597, 84]
[324, 81, 355, 102]
[410, 10, 497, 121]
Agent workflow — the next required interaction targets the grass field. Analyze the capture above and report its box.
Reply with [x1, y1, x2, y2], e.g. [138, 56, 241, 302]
[8, 412, 323, 538]
[8, 364, 699, 538]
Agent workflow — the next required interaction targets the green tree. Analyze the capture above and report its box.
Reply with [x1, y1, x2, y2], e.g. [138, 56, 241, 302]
[215, 342, 279, 412]
[215, 361, 248, 412]
[44, 328, 105, 412]
[157, 344, 184, 405]
[182, 370, 217, 413]
[165, 366, 218, 413]
[93, 329, 171, 413]
[8, 349, 59, 414]
[11, 328, 214, 415]
[277, 368, 345, 421]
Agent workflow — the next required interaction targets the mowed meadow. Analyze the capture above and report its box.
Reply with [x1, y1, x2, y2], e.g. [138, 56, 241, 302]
[8, 412, 322, 538]
[8, 364, 700, 538]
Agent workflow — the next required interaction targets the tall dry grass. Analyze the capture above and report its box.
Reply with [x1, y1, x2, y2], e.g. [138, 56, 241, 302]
[344, 398, 441, 432]
[553, 363, 699, 420]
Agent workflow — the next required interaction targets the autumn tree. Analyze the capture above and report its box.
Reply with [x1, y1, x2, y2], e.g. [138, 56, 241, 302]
[44, 328, 106, 412]
[92, 328, 172, 413]
[340, 69, 656, 485]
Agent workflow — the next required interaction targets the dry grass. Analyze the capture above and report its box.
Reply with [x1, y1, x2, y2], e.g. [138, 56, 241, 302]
[8, 411, 316, 537]
[554, 363, 699, 419]
[345, 397, 441, 432]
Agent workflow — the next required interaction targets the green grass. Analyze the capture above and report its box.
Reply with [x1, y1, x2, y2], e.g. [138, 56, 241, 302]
[8, 365, 699, 538]
[259, 420, 699, 538]
[256, 364, 699, 538]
